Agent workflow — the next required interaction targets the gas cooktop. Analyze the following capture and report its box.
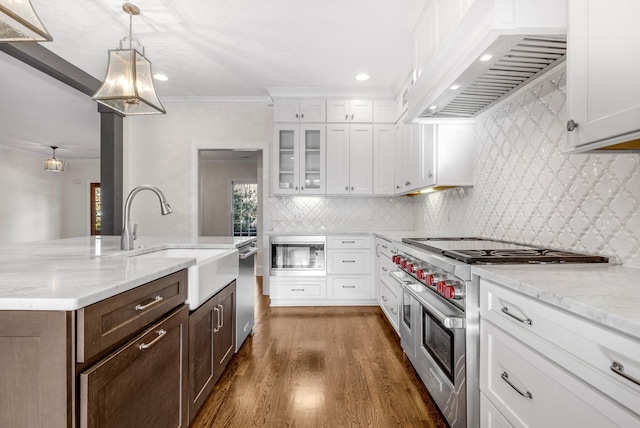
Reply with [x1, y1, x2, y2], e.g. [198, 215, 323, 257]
[402, 237, 609, 264]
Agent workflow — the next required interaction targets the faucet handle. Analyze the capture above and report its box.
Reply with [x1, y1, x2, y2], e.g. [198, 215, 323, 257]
[133, 223, 138, 240]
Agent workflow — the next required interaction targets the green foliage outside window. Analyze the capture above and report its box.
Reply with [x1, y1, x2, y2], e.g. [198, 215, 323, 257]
[232, 183, 257, 236]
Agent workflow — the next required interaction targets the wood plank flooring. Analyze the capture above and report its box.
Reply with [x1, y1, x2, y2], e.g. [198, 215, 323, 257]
[191, 278, 448, 428]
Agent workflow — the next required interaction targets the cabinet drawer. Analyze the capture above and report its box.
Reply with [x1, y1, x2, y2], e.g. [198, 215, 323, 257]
[376, 238, 397, 259]
[380, 281, 399, 332]
[327, 250, 370, 274]
[77, 270, 187, 364]
[271, 279, 326, 299]
[328, 276, 372, 299]
[378, 256, 397, 288]
[327, 235, 371, 249]
[481, 279, 640, 414]
[80, 305, 188, 428]
[481, 321, 638, 427]
[480, 393, 513, 428]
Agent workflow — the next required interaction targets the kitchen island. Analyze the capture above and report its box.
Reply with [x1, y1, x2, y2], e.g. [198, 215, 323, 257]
[0, 235, 254, 428]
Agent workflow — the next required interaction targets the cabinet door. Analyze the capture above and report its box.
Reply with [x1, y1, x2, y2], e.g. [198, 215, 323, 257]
[401, 123, 415, 191]
[274, 100, 300, 122]
[326, 99, 350, 122]
[373, 124, 396, 195]
[349, 99, 373, 122]
[299, 99, 326, 122]
[213, 283, 236, 383]
[80, 306, 188, 428]
[349, 125, 373, 194]
[188, 296, 216, 423]
[373, 100, 396, 123]
[422, 123, 436, 187]
[273, 124, 300, 194]
[326, 124, 350, 194]
[567, 0, 640, 149]
[394, 121, 405, 194]
[299, 125, 325, 194]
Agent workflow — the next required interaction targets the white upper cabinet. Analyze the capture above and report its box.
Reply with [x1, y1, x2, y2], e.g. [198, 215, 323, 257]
[326, 124, 373, 194]
[326, 99, 373, 123]
[274, 99, 326, 123]
[566, 0, 640, 151]
[273, 124, 326, 195]
[373, 124, 396, 195]
[421, 122, 474, 189]
[373, 100, 397, 123]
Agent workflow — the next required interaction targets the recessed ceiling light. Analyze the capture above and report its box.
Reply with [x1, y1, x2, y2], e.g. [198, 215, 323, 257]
[449, 84, 461, 90]
[153, 74, 168, 81]
[479, 54, 493, 62]
[429, 105, 437, 110]
[356, 73, 370, 81]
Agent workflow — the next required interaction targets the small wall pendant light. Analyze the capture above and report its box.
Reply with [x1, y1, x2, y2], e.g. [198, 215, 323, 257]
[44, 146, 63, 172]
[92, 3, 165, 115]
[0, 0, 53, 41]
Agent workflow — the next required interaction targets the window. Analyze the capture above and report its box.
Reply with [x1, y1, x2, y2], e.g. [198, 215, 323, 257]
[232, 182, 257, 237]
[90, 183, 101, 235]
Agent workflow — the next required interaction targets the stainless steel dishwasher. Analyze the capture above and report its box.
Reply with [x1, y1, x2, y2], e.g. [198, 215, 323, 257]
[236, 241, 259, 352]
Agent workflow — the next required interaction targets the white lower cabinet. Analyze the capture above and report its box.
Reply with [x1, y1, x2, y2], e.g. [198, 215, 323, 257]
[375, 236, 400, 333]
[328, 276, 372, 299]
[270, 277, 327, 305]
[479, 278, 640, 427]
[379, 280, 399, 332]
[327, 235, 374, 304]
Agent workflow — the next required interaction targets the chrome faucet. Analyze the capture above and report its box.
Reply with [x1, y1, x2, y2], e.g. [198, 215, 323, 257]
[121, 185, 173, 250]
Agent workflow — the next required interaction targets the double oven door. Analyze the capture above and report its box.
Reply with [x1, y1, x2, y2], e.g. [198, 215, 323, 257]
[401, 284, 467, 428]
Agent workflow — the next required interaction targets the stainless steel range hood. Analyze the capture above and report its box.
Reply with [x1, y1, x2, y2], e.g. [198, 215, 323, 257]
[421, 35, 566, 118]
[407, 0, 567, 121]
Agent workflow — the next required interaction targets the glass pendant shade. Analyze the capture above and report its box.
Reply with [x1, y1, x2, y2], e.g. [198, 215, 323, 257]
[0, 0, 52, 41]
[92, 48, 166, 115]
[44, 146, 63, 172]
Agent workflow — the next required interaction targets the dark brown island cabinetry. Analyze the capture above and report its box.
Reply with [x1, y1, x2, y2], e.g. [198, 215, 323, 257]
[188, 281, 236, 422]
[0, 270, 188, 428]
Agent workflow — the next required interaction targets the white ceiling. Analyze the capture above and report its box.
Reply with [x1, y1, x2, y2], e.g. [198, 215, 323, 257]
[0, 0, 421, 159]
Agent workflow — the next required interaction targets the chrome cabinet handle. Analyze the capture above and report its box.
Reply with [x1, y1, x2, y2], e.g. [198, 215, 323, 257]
[295, 113, 299, 118]
[611, 362, 640, 386]
[342, 285, 356, 289]
[501, 307, 532, 325]
[405, 181, 411, 186]
[342, 260, 356, 263]
[345, 186, 349, 191]
[567, 119, 579, 131]
[301, 186, 304, 190]
[135, 295, 163, 311]
[218, 304, 224, 328]
[345, 114, 348, 120]
[501, 372, 532, 399]
[390, 249, 397, 254]
[351, 114, 354, 120]
[295, 186, 298, 190]
[291, 288, 305, 291]
[351, 186, 354, 191]
[301, 113, 304, 118]
[382, 244, 388, 249]
[342, 240, 356, 243]
[390, 307, 397, 315]
[381, 295, 388, 301]
[382, 267, 388, 272]
[213, 307, 220, 333]
[396, 185, 400, 189]
[139, 329, 166, 350]
[428, 170, 433, 179]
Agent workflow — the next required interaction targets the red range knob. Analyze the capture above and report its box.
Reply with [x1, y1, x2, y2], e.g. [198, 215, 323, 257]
[444, 286, 455, 299]
[436, 281, 447, 294]
[393, 255, 400, 264]
[416, 269, 425, 280]
[401, 259, 408, 269]
[406, 262, 414, 272]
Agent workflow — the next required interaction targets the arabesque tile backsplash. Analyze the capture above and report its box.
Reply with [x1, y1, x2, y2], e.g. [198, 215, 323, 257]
[269, 69, 640, 268]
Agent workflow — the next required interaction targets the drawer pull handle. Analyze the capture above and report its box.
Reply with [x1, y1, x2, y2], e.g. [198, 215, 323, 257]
[342, 240, 356, 244]
[382, 267, 388, 272]
[381, 295, 388, 301]
[213, 307, 220, 333]
[342, 285, 356, 289]
[342, 260, 356, 263]
[501, 372, 532, 399]
[218, 304, 224, 328]
[291, 288, 305, 291]
[611, 362, 640, 386]
[390, 250, 397, 254]
[390, 307, 396, 315]
[501, 307, 532, 325]
[382, 245, 388, 249]
[139, 329, 166, 350]
[135, 295, 163, 311]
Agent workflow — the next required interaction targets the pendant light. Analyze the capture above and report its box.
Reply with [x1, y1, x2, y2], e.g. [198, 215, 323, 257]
[0, 0, 52, 41]
[44, 146, 63, 172]
[92, 3, 165, 116]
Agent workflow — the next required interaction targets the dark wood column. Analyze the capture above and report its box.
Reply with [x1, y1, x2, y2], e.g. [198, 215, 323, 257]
[100, 107, 124, 235]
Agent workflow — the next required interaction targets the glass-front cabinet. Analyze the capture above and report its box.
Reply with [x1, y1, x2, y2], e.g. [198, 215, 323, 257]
[273, 124, 325, 195]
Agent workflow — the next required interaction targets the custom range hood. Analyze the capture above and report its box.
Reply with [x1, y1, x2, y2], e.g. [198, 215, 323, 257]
[407, 0, 567, 120]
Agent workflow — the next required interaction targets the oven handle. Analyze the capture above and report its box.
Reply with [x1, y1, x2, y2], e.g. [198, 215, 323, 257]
[390, 271, 465, 329]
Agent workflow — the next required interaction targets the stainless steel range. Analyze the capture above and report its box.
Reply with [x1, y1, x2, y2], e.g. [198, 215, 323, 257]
[391, 237, 609, 428]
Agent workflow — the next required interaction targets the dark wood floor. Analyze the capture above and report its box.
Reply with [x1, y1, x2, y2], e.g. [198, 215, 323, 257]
[191, 278, 448, 428]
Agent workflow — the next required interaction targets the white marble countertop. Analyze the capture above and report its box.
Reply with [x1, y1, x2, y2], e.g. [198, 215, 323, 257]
[0, 235, 256, 311]
[472, 264, 640, 341]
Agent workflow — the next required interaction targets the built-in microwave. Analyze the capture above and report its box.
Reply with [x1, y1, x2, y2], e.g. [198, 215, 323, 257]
[270, 235, 326, 276]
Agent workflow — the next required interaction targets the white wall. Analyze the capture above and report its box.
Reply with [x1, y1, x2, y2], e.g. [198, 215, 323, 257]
[0, 146, 99, 243]
[413, 69, 640, 268]
[200, 160, 258, 236]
